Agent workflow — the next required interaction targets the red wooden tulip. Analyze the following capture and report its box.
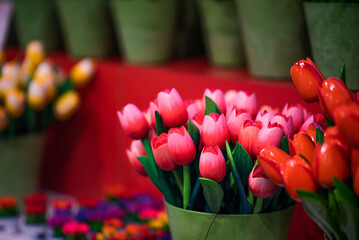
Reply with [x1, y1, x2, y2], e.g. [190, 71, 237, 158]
[282, 103, 304, 133]
[271, 114, 294, 139]
[324, 126, 349, 158]
[234, 91, 257, 118]
[118, 104, 149, 140]
[199, 145, 227, 182]
[333, 102, 359, 148]
[157, 88, 188, 128]
[151, 133, 177, 171]
[290, 58, 324, 102]
[192, 113, 205, 133]
[291, 132, 315, 165]
[253, 122, 284, 157]
[306, 122, 324, 143]
[126, 140, 147, 176]
[168, 126, 196, 165]
[227, 108, 251, 145]
[202, 113, 229, 151]
[203, 88, 226, 115]
[313, 142, 349, 188]
[248, 164, 277, 198]
[238, 120, 262, 159]
[318, 77, 353, 120]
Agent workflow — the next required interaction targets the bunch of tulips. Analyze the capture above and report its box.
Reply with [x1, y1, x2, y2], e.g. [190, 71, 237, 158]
[257, 58, 359, 240]
[0, 40, 96, 136]
[118, 85, 323, 214]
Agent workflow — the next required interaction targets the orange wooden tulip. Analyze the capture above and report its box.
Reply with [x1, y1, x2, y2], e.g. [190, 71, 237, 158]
[312, 142, 349, 188]
[318, 77, 353, 120]
[258, 145, 290, 186]
[290, 58, 324, 102]
[324, 126, 349, 158]
[333, 102, 359, 148]
[292, 132, 316, 165]
[306, 122, 324, 143]
[351, 148, 359, 178]
[281, 157, 317, 201]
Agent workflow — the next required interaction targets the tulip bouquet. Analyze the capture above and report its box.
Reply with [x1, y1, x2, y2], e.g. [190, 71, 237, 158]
[0, 196, 18, 235]
[257, 58, 359, 240]
[117, 86, 327, 216]
[62, 221, 90, 240]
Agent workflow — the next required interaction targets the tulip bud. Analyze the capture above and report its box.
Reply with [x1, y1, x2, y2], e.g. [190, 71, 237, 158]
[238, 120, 262, 159]
[313, 142, 349, 188]
[53, 90, 81, 121]
[271, 114, 294, 139]
[248, 164, 277, 198]
[151, 133, 177, 171]
[4, 89, 25, 118]
[25, 40, 45, 67]
[333, 102, 359, 148]
[306, 122, 324, 143]
[324, 126, 349, 158]
[282, 103, 304, 133]
[70, 58, 96, 87]
[300, 113, 326, 132]
[2, 61, 20, 82]
[281, 158, 317, 201]
[202, 113, 229, 151]
[185, 100, 200, 120]
[227, 108, 251, 145]
[318, 77, 353, 120]
[118, 104, 149, 140]
[291, 132, 315, 165]
[255, 111, 275, 128]
[0, 77, 17, 98]
[224, 89, 237, 106]
[27, 81, 48, 111]
[199, 145, 226, 182]
[253, 122, 284, 157]
[0, 107, 8, 131]
[234, 91, 257, 118]
[192, 113, 205, 133]
[168, 126, 196, 165]
[157, 88, 187, 128]
[126, 140, 147, 176]
[203, 88, 226, 115]
[290, 58, 324, 102]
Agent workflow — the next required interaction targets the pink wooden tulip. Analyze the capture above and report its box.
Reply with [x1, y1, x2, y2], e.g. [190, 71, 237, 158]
[149, 100, 159, 128]
[227, 108, 251, 145]
[234, 91, 257, 118]
[300, 113, 326, 132]
[192, 113, 205, 133]
[199, 145, 227, 182]
[126, 140, 147, 176]
[255, 111, 275, 128]
[224, 89, 237, 106]
[271, 114, 294, 139]
[185, 100, 200, 120]
[202, 113, 230, 151]
[157, 88, 188, 128]
[151, 133, 177, 171]
[143, 107, 152, 127]
[203, 88, 226, 115]
[248, 164, 277, 198]
[238, 120, 262, 159]
[258, 105, 280, 114]
[282, 103, 304, 133]
[253, 122, 284, 157]
[168, 126, 196, 165]
[118, 104, 149, 139]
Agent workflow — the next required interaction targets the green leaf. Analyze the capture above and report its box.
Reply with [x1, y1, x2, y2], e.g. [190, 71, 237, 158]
[204, 96, 221, 115]
[297, 190, 342, 240]
[339, 62, 346, 84]
[199, 177, 224, 213]
[280, 136, 290, 155]
[187, 120, 200, 150]
[333, 178, 358, 206]
[316, 127, 324, 145]
[232, 142, 253, 193]
[155, 111, 164, 135]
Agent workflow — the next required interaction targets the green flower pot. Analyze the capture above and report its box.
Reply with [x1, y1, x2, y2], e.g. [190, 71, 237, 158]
[304, 2, 359, 91]
[165, 201, 295, 240]
[14, 0, 62, 50]
[0, 133, 45, 200]
[57, 0, 116, 58]
[198, 0, 245, 67]
[110, 0, 177, 64]
[235, 0, 309, 78]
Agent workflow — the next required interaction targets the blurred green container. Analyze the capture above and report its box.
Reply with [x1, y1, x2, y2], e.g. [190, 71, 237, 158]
[110, 0, 177, 64]
[304, 3, 359, 91]
[198, 0, 245, 67]
[165, 201, 295, 240]
[57, 0, 115, 58]
[14, 0, 62, 50]
[235, 0, 309, 78]
[0, 134, 45, 200]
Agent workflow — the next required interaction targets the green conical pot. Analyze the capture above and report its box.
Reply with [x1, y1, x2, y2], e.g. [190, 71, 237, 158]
[14, 0, 62, 50]
[0, 133, 45, 201]
[110, 0, 177, 64]
[198, 0, 245, 67]
[165, 201, 295, 240]
[57, 0, 116, 58]
[304, 2, 359, 91]
[235, 0, 309, 78]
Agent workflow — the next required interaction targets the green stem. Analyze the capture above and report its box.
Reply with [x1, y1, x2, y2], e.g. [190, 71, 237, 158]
[173, 168, 183, 196]
[253, 198, 263, 214]
[183, 164, 191, 209]
[141, 138, 158, 177]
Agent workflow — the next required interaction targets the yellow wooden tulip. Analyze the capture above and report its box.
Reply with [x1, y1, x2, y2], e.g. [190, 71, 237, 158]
[27, 81, 48, 111]
[25, 40, 45, 67]
[70, 58, 96, 87]
[4, 89, 25, 118]
[53, 90, 81, 121]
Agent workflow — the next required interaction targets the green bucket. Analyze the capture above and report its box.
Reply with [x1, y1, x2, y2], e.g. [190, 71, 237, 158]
[57, 0, 116, 58]
[235, 0, 309, 78]
[198, 0, 245, 67]
[165, 201, 295, 240]
[110, 0, 177, 64]
[0, 133, 45, 200]
[14, 0, 62, 51]
[304, 3, 359, 91]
